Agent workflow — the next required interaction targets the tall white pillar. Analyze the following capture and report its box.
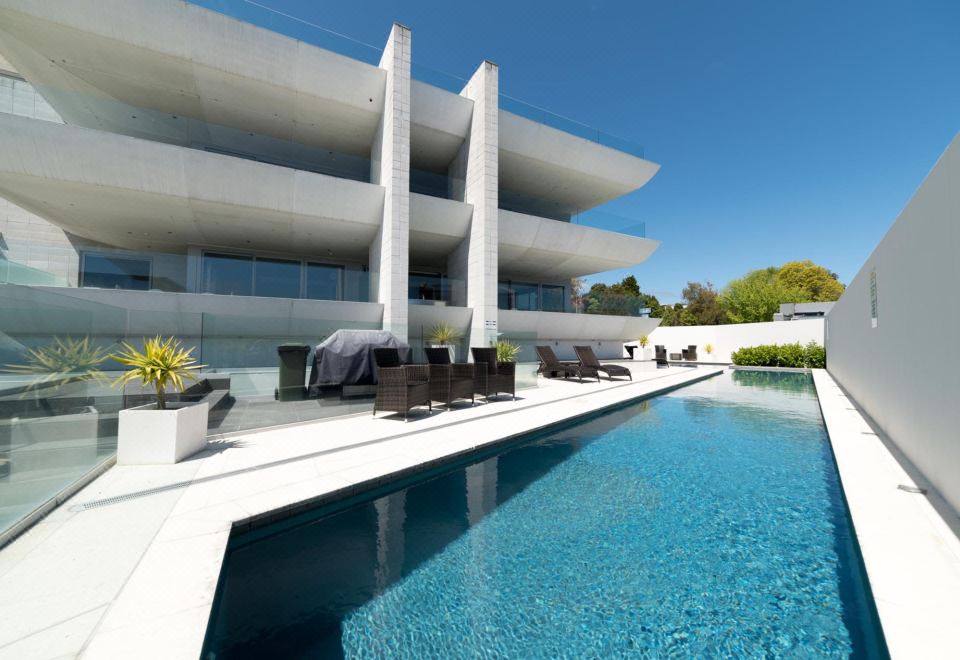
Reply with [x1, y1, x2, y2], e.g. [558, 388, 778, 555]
[447, 61, 499, 350]
[369, 23, 411, 342]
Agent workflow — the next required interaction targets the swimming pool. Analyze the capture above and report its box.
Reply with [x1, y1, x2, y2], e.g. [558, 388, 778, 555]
[204, 370, 887, 658]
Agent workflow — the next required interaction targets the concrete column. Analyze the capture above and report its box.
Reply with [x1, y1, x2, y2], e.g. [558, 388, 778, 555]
[369, 23, 411, 341]
[465, 457, 499, 526]
[373, 491, 407, 594]
[447, 61, 499, 350]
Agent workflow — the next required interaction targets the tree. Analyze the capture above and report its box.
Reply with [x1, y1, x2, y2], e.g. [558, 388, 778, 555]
[658, 303, 697, 326]
[681, 281, 728, 325]
[569, 277, 586, 312]
[610, 275, 640, 297]
[722, 267, 804, 323]
[775, 260, 845, 301]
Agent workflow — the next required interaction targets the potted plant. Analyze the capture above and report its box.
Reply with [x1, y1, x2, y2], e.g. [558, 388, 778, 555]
[495, 339, 521, 363]
[705, 343, 715, 362]
[427, 322, 462, 362]
[112, 336, 207, 465]
[637, 334, 652, 361]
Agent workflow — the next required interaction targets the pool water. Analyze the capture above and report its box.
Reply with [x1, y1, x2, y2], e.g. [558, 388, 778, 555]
[204, 371, 887, 658]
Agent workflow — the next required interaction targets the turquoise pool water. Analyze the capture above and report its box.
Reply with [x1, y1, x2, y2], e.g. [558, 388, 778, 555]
[204, 370, 887, 658]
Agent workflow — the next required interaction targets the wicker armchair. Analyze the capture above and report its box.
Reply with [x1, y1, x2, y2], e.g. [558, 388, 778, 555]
[470, 347, 516, 401]
[372, 348, 432, 419]
[424, 347, 475, 407]
[654, 345, 669, 368]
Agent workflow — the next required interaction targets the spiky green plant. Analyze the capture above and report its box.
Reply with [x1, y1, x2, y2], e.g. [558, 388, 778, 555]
[112, 336, 204, 410]
[638, 335, 649, 348]
[495, 340, 521, 363]
[4, 336, 111, 392]
[427, 322, 462, 345]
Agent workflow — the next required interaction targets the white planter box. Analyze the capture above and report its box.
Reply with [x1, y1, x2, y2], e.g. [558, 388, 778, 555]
[117, 402, 209, 465]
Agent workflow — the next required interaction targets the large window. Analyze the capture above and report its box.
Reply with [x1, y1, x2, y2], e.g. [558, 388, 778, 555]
[541, 284, 566, 312]
[255, 257, 300, 299]
[409, 272, 444, 301]
[306, 262, 343, 301]
[81, 253, 151, 290]
[201, 252, 347, 300]
[202, 253, 254, 296]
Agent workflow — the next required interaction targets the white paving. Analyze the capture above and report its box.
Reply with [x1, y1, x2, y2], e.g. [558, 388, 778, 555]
[0, 363, 719, 660]
[813, 369, 960, 660]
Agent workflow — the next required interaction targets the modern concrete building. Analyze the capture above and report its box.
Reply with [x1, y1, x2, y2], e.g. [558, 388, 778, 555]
[0, 0, 661, 363]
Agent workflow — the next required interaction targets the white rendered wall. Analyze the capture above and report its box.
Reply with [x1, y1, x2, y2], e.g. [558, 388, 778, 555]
[448, 61, 499, 350]
[369, 23, 411, 342]
[639, 320, 825, 363]
[826, 133, 960, 516]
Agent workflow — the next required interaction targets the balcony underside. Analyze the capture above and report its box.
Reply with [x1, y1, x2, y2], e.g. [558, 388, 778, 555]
[0, 115, 383, 258]
[498, 210, 659, 280]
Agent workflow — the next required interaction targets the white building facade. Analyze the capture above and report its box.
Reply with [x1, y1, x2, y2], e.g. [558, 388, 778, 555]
[0, 0, 662, 364]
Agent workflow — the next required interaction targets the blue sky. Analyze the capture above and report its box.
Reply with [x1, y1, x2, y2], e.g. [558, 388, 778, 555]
[198, 0, 960, 303]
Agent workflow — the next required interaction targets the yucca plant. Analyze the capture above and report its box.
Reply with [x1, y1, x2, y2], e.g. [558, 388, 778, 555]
[427, 322, 462, 345]
[495, 339, 521, 363]
[112, 336, 204, 410]
[638, 335, 649, 348]
[705, 343, 714, 355]
[4, 336, 111, 393]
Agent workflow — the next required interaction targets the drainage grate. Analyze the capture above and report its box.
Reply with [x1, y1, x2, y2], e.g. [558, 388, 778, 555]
[897, 484, 927, 495]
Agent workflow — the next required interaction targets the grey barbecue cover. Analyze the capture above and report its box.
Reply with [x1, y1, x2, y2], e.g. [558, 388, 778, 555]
[308, 329, 410, 391]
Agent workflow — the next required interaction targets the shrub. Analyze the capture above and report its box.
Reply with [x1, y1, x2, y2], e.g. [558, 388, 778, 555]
[730, 341, 825, 369]
[112, 336, 204, 409]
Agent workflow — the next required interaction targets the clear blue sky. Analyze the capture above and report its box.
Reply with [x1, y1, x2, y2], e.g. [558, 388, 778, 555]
[198, 0, 959, 303]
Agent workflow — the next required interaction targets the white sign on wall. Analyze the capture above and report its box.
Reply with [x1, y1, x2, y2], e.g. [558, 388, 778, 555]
[869, 269, 878, 328]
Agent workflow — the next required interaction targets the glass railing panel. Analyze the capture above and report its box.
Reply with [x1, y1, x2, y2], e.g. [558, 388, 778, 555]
[189, 0, 383, 65]
[0, 285, 128, 541]
[499, 95, 644, 159]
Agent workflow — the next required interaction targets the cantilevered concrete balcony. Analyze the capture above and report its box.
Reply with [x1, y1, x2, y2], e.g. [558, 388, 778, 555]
[0, 0, 387, 160]
[498, 209, 659, 281]
[498, 112, 660, 220]
[0, 114, 384, 258]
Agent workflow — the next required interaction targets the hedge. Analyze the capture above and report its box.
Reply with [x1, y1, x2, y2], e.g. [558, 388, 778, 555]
[730, 341, 825, 369]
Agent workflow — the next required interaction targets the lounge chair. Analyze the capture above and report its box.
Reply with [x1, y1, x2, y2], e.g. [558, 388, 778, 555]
[424, 347, 475, 407]
[654, 345, 669, 368]
[574, 345, 632, 381]
[682, 345, 698, 361]
[470, 347, 516, 400]
[372, 348, 432, 419]
[535, 345, 600, 382]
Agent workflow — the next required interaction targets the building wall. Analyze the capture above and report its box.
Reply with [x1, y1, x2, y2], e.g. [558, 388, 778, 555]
[826, 133, 960, 516]
[641, 320, 825, 363]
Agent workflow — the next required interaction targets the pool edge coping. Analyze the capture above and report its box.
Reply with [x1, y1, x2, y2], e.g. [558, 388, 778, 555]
[812, 369, 960, 660]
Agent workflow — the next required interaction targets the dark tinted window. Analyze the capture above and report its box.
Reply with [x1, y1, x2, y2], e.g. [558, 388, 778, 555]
[255, 258, 301, 298]
[81, 254, 151, 290]
[202, 253, 253, 296]
[305, 263, 342, 301]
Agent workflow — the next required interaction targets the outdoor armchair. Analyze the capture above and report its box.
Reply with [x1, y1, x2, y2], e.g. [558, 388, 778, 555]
[535, 345, 600, 383]
[424, 347, 475, 407]
[372, 348, 432, 419]
[682, 345, 698, 361]
[574, 345, 632, 381]
[654, 345, 669, 368]
[470, 347, 516, 400]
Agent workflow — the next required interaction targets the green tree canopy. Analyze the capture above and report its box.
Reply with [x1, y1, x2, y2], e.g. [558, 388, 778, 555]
[775, 260, 845, 301]
[722, 267, 804, 323]
[682, 281, 728, 325]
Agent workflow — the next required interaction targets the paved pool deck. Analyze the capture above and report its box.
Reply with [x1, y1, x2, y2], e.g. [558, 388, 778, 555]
[2, 365, 958, 659]
[0, 362, 721, 659]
